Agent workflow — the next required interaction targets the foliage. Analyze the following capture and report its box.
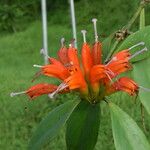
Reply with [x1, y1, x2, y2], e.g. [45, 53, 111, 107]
[1, 0, 150, 150]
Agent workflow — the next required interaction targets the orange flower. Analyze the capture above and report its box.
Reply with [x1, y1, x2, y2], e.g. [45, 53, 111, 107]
[11, 19, 148, 103]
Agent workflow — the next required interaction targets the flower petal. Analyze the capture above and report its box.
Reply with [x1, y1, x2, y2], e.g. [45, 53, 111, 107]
[68, 46, 80, 66]
[112, 50, 131, 61]
[58, 46, 69, 65]
[106, 77, 139, 96]
[115, 77, 139, 95]
[90, 65, 106, 83]
[26, 83, 58, 99]
[48, 57, 64, 66]
[65, 69, 88, 94]
[81, 43, 93, 77]
[92, 41, 102, 65]
[106, 59, 131, 77]
[41, 64, 69, 80]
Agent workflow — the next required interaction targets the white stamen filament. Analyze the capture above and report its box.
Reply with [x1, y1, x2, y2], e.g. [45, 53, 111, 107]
[40, 48, 50, 58]
[69, 39, 75, 47]
[33, 64, 43, 68]
[139, 86, 150, 92]
[61, 37, 65, 47]
[92, 18, 98, 42]
[106, 57, 117, 66]
[129, 47, 148, 59]
[48, 83, 68, 99]
[10, 91, 26, 97]
[81, 30, 87, 43]
[129, 42, 145, 50]
[105, 71, 113, 84]
[40, 48, 44, 55]
[106, 68, 115, 76]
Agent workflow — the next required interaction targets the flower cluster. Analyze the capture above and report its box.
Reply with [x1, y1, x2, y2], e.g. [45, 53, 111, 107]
[11, 19, 148, 104]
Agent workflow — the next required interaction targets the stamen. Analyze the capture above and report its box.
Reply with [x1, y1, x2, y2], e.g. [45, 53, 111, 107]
[105, 71, 113, 84]
[81, 30, 87, 43]
[69, 39, 75, 47]
[61, 37, 65, 47]
[40, 48, 44, 55]
[129, 47, 148, 59]
[40, 48, 50, 58]
[92, 18, 98, 42]
[10, 91, 26, 97]
[105, 57, 117, 65]
[139, 86, 150, 92]
[33, 64, 43, 68]
[129, 42, 145, 50]
[48, 83, 68, 99]
[106, 68, 115, 76]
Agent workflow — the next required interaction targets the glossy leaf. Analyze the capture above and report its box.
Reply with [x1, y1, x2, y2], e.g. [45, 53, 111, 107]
[132, 58, 150, 115]
[66, 100, 100, 150]
[28, 100, 80, 150]
[116, 26, 150, 62]
[109, 102, 150, 150]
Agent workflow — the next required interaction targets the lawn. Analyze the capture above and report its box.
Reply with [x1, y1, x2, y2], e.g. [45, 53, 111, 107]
[0, 0, 150, 149]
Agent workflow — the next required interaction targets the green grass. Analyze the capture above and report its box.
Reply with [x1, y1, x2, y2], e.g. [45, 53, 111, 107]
[0, 0, 150, 149]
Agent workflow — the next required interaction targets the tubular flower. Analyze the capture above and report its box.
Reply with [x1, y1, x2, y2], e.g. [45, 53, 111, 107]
[11, 19, 148, 104]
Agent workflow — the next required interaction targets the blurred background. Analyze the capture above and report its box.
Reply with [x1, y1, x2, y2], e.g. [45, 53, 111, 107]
[0, 0, 150, 149]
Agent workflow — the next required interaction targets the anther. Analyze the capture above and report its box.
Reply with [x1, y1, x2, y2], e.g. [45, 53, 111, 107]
[33, 64, 43, 68]
[92, 18, 98, 42]
[129, 42, 145, 50]
[129, 47, 148, 59]
[61, 37, 65, 47]
[10, 91, 26, 97]
[81, 30, 87, 43]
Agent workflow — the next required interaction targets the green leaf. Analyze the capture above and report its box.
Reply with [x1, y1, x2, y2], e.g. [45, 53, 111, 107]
[132, 58, 150, 115]
[28, 100, 80, 150]
[66, 100, 100, 150]
[109, 102, 150, 150]
[102, 33, 115, 62]
[116, 26, 150, 62]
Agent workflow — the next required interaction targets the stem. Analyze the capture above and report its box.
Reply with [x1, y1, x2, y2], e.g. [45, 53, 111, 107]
[123, 4, 144, 30]
[105, 40, 119, 62]
[139, 8, 145, 30]
[140, 103, 147, 132]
